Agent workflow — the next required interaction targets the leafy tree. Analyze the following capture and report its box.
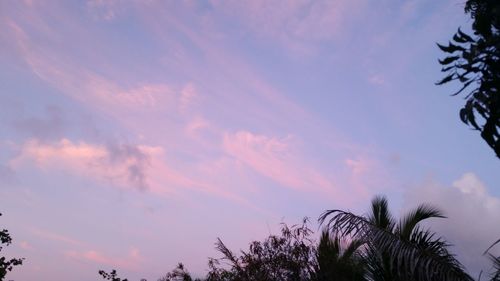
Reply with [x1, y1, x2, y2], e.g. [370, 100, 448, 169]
[157, 219, 367, 281]
[98, 269, 128, 281]
[98, 198, 492, 281]
[0, 213, 23, 281]
[204, 218, 318, 281]
[158, 263, 200, 281]
[319, 196, 472, 281]
[437, 0, 500, 158]
[158, 219, 320, 281]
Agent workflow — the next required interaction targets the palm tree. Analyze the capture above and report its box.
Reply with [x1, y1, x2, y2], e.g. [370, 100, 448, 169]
[315, 229, 366, 281]
[319, 196, 473, 281]
[488, 255, 500, 281]
[483, 239, 500, 281]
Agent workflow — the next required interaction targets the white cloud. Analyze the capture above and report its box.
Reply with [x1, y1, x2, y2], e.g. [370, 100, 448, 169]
[404, 173, 500, 277]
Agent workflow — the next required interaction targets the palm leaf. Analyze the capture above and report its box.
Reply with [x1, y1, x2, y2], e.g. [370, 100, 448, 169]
[483, 239, 500, 255]
[457, 28, 474, 43]
[319, 210, 473, 281]
[488, 254, 500, 281]
[397, 204, 446, 240]
[369, 196, 395, 231]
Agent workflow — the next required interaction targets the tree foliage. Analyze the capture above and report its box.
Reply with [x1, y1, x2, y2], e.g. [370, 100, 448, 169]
[0, 213, 23, 281]
[158, 263, 199, 281]
[319, 196, 472, 281]
[155, 218, 364, 281]
[98, 269, 129, 281]
[204, 218, 318, 281]
[437, 0, 500, 158]
[315, 230, 366, 281]
[99, 197, 500, 281]
[484, 239, 500, 281]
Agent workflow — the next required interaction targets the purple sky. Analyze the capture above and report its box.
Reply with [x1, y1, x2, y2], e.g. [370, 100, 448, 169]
[1, 1, 499, 280]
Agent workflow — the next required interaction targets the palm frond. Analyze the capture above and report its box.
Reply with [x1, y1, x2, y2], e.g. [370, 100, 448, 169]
[398, 204, 446, 240]
[369, 196, 395, 231]
[484, 239, 500, 255]
[342, 239, 365, 261]
[484, 239, 500, 281]
[319, 210, 473, 281]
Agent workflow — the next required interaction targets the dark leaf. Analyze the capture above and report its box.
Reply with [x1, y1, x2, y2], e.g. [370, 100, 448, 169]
[439, 56, 460, 65]
[436, 73, 455, 85]
[438, 42, 466, 53]
[452, 80, 474, 96]
[457, 28, 474, 42]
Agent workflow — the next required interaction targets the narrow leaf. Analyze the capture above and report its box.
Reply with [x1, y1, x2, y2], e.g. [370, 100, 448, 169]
[439, 56, 460, 65]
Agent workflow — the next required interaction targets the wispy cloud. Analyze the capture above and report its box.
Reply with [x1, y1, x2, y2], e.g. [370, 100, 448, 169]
[11, 105, 65, 141]
[66, 247, 143, 271]
[223, 130, 336, 193]
[1, 1, 493, 280]
[3, 19, 193, 118]
[209, 0, 367, 55]
[86, 0, 126, 22]
[0, 163, 16, 185]
[11, 138, 160, 191]
[31, 228, 83, 246]
[20, 241, 34, 251]
[368, 74, 385, 86]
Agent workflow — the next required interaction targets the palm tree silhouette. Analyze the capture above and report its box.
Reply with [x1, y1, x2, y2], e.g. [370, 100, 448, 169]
[319, 195, 473, 281]
[315, 229, 366, 281]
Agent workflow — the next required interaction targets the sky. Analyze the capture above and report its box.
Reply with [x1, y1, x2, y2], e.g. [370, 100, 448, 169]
[0, 0, 499, 280]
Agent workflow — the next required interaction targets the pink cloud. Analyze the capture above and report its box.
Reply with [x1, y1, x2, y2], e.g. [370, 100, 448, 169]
[9, 138, 263, 210]
[66, 247, 143, 271]
[223, 131, 336, 193]
[179, 83, 198, 113]
[31, 228, 83, 246]
[20, 241, 34, 250]
[5, 2, 314, 141]
[11, 138, 161, 191]
[2, 1, 395, 211]
[185, 117, 210, 137]
[139, 5, 313, 127]
[368, 74, 385, 85]
[345, 158, 370, 177]
[86, 0, 125, 21]
[4, 20, 197, 120]
[209, 0, 367, 54]
[343, 153, 397, 203]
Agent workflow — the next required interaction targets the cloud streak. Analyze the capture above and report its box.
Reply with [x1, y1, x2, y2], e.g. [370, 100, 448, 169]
[31, 228, 83, 246]
[66, 247, 143, 271]
[11, 138, 159, 190]
[209, 0, 367, 54]
[223, 131, 343, 195]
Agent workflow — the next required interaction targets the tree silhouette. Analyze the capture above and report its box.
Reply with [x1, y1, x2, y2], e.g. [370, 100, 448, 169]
[158, 263, 199, 281]
[437, 0, 500, 158]
[315, 229, 366, 281]
[484, 240, 500, 281]
[0, 213, 23, 281]
[205, 218, 318, 281]
[156, 219, 319, 281]
[98, 269, 128, 281]
[97, 197, 500, 281]
[319, 196, 472, 281]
